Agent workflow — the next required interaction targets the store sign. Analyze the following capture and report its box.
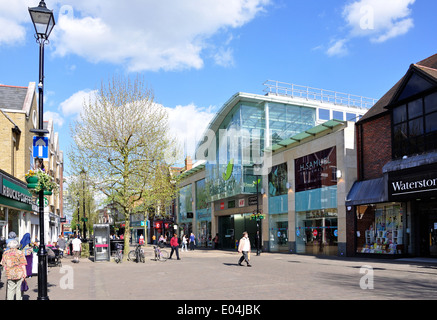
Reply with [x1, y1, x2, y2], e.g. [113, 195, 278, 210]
[0, 177, 35, 209]
[295, 147, 337, 192]
[248, 196, 258, 206]
[238, 199, 245, 207]
[388, 166, 437, 200]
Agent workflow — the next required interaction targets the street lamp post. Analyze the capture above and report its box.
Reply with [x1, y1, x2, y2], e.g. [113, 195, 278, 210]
[253, 164, 262, 256]
[29, 0, 55, 301]
[81, 169, 87, 241]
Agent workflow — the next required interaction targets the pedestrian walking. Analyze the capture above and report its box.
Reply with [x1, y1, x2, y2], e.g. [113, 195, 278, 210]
[1, 239, 27, 300]
[4, 231, 17, 252]
[181, 234, 188, 252]
[169, 233, 181, 260]
[189, 233, 196, 251]
[72, 235, 82, 263]
[19, 233, 33, 278]
[237, 231, 252, 267]
[57, 234, 66, 257]
[139, 234, 145, 245]
[213, 233, 219, 249]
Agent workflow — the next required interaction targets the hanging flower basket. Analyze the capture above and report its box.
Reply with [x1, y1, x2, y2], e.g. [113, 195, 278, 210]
[25, 169, 58, 194]
[250, 213, 265, 221]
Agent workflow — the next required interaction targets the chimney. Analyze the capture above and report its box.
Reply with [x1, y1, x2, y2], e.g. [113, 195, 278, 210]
[185, 156, 193, 171]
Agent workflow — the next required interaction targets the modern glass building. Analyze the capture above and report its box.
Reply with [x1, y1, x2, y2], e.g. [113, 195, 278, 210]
[177, 81, 374, 255]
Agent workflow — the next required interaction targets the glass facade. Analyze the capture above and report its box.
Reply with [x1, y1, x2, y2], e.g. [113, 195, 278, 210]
[196, 179, 211, 247]
[178, 184, 193, 234]
[268, 163, 289, 252]
[206, 101, 316, 202]
[295, 147, 339, 255]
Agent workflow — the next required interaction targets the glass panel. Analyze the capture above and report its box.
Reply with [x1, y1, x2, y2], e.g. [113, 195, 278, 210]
[426, 112, 437, 133]
[318, 108, 330, 121]
[356, 204, 404, 254]
[295, 209, 338, 255]
[268, 163, 288, 197]
[393, 105, 407, 124]
[425, 92, 437, 114]
[408, 118, 424, 137]
[346, 113, 357, 122]
[333, 111, 343, 121]
[408, 98, 423, 119]
[398, 73, 434, 101]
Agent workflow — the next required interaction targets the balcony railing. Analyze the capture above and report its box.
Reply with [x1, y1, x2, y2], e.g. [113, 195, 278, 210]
[263, 80, 377, 110]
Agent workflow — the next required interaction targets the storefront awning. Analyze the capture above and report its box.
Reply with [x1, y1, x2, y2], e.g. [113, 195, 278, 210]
[346, 177, 387, 206]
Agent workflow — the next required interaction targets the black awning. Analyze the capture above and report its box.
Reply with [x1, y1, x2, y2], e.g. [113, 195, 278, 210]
[346, 177, 387, 206]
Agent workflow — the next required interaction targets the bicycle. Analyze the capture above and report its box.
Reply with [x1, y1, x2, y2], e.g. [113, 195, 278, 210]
[114, 243, 123, 264]
[153, 245, 169, 262]
[128, 244, 145, 263]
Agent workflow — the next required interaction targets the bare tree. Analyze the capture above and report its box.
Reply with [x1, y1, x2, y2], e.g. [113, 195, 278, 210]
[68, 75, 180, 258]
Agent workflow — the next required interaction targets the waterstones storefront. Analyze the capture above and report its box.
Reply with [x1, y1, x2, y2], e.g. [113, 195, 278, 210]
[0, 170, 37, 240]
[386, 161, 437, 257]
[348, 158, 437, 257]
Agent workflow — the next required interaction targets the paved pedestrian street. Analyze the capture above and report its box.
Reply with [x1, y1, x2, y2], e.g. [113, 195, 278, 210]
[2, 247, 437, 306]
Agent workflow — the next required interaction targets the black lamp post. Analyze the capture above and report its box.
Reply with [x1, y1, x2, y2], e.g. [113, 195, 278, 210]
[81, 169, 87, 242]
[253, 164, 263, 256]
[29, 0, 55, 301]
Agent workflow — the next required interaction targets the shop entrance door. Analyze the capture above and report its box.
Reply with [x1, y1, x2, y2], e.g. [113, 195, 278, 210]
[417, 200, 437, 257]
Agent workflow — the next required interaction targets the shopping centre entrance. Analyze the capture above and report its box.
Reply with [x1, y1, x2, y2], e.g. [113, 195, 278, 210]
[218, 214, 257, 250]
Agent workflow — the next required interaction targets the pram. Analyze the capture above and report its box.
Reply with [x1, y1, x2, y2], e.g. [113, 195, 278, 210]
[47, 247, 62, 267]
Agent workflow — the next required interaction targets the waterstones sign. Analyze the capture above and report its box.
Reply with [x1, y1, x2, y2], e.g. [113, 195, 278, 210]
[388, 168, 437, 200]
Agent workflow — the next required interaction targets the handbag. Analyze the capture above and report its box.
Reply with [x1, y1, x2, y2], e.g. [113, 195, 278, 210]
[21, 279, 29, 292]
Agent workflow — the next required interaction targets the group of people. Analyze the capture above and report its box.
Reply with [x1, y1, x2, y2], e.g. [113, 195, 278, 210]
[0, 232, 37, 300]
[0, 232, 84, 300]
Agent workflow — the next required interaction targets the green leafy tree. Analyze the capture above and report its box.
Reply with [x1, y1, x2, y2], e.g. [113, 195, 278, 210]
[68, 75, 180, 259]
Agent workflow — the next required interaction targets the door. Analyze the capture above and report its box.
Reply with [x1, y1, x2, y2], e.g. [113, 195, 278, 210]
[428, 213, 437, 257]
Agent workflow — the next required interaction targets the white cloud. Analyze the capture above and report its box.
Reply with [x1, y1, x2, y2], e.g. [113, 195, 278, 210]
[343, 0, 415, 42]
[49, 0, 270, 71]
[165, 104, 216, 160]
[0, 0, 28, 45]
[325, 0, 415, 56]
[326, 39, 349, 57]
[59, 89, 96, 117]
[44, 111, 65, 128]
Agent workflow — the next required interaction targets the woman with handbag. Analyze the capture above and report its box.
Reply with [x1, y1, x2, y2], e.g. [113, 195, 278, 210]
[0, 239, 27, 300]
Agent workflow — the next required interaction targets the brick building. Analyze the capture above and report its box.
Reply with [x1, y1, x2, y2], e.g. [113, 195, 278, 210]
[0, 83, 64, 244]
[347, 53, 437, 258]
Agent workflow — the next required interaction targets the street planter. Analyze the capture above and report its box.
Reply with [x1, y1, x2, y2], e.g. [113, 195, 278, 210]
[25, 169, 58, 195]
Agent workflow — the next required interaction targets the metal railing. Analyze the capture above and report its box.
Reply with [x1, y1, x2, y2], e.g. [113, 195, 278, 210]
[263, 80, 377, 109]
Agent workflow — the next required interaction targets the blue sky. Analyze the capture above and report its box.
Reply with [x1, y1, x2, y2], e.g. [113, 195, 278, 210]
[1, 0, 436, 174]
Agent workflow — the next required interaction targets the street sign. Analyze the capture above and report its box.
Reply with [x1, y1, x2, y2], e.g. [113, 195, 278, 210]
[36, 196, 49, 208]
[33, 136, 49, 159]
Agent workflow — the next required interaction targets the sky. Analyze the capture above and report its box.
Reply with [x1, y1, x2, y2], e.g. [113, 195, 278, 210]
[1, 0, 436, 175]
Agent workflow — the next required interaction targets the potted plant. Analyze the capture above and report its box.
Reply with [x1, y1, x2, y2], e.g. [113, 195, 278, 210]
[25, 169, 58, 195]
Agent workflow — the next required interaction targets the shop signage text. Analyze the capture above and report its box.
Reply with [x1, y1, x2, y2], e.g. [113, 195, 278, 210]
[295, 147, 337, 192]
[389, 167, 437, 200]
[1, 179, 34, 206]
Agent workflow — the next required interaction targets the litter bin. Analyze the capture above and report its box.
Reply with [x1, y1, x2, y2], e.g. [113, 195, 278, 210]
[93, 224, 110, 262]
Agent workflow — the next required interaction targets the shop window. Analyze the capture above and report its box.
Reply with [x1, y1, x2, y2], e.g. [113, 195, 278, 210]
[356, 204, 405, 254]
[296, 209, 338, 256]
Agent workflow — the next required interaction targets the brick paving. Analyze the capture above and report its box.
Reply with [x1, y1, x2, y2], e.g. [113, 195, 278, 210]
[2, 246, 437, 301]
